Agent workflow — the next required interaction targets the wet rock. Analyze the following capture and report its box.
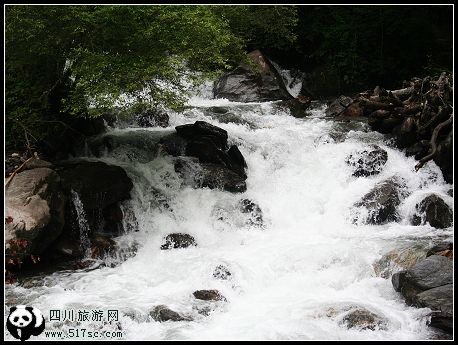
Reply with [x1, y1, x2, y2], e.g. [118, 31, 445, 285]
[239, 199, 263, 226]
[392, 255, 452, 304]
[175, 158, 247, 193]
[90, 234, 117, 259]
[411, 194, 453, 229]
[200, 164, 247, 193]
[405, 141, 429, 159]
[227, 145, 247, 178]
[57, 160, 133, 211]
[150, 305, 190, 322]
[325, 95, 353, 117]
[6, 168, 66, 260]
[159, 133, 188, 157]
[353, 178, 404, 224]
[275, 97, 312, 118]
[414, 284, 453, 333]
[433, 129, 453, 184]
[446, 189, 452, 197]
[136, 108, 169, 128]
[193, 290, 227, 302]
[102, 203, 124, 236]
[373, 244, 429, 279]
[176, 121, 228, 150]
[368, 116, 403, 134]
[346, 145, 388, 177]
[185, 138, 229, 166]
[426, 242, 453, 258]
[160, 233, 197, 250]
[341, 308, 388, 331]
[392, 116, 418, 148]
[213, 265, 232, 280]
[214, 50, 292, 103]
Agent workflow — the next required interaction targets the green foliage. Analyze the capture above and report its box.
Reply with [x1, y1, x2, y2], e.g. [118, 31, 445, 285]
[5, 5, 245, 151]
[212, 6, 298, 51]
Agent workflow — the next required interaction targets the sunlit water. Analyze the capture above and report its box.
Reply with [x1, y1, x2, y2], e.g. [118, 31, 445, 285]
[5, 91, 453, 340]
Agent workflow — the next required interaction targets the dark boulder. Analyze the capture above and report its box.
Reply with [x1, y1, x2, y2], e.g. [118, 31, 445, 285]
[411, 194, 453, 229]
[160, 233, 197, 250]
[159, 133, 188, 157]
[275, 97, 312, 118]
[185, 138, 229, 166]
[56, 160, 133, 211]
[150, 305, 191, 322]
[368, 116, 403, 134]
[341, 308, 388, 331]
[325, 95, 353, 117]
[227, 145, 248, 178]
[102, 202, 125, 236]
[214, 50, 292, 103]
[90, 234, 117, 259]
[176, 121, 228, 150]
[193, 290, 227, 302]
[353, 178, 404, 225]
[433, 130, 453, 184]
[346, 145, 388, 177]
[175, 158, 247, 193]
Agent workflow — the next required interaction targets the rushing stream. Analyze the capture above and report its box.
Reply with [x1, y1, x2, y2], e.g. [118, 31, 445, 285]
[5, 86, 453, 340]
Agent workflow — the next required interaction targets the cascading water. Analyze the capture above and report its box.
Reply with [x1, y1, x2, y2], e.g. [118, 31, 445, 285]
[5, 83, 453, 340]
[70, 189, 92, 258]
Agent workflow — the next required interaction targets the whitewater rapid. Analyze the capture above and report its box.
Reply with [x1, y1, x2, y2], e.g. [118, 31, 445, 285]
[5, 93, 453, 340]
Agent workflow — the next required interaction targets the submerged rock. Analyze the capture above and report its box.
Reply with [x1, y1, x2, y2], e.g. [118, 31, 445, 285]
[346, 145, 388, 177]
[193, 290, 227, 302]
[411, 194, 453, 229]
[150, 305, 191, 322]
[353, 178, 404, 225]
[341, 308, 388, 331]
[213, 265, 232, 280]
[239, 199, 264, 227]
[160, 233, 197, 250]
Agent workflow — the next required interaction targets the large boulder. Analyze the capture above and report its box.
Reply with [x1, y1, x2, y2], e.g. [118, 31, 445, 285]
[392, 255, 453, 333]
[56, 160, 133, 211]
[5, 167, 66, 261]
[214, 50, 292, 102]
[411, 194, 453, 229]
[346, 145, 388, 177]
[353, 178, 404, 224]
[165, 121, 248, 193]
[325, 95, 353, 117]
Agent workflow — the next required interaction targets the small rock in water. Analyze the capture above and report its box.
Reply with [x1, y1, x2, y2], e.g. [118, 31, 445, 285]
[426, 242, 453, 259]
[346, 145, 388, 177]
[150, 305, 191, 322]
[160, 233, 197, 250]
[239, 199, 263, 227]
[213, 265, 232, 280]
[411, 194, 453, 229]
[341, 308, 388, 331]
[193, 289, 227, 302]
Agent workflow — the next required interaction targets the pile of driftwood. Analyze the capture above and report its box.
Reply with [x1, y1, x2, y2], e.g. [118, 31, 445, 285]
[327, 73, 453, 183]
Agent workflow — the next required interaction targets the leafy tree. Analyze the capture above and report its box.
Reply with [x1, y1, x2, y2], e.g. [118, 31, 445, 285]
[5, 5, 245, 151]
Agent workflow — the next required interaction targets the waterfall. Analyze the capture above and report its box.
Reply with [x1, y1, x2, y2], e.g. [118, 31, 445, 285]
[5, 81, 453, 340]
[70, 189, 92, 258]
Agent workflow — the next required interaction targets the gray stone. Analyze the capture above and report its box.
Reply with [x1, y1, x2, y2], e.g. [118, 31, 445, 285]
[411, 194, 453, 229]
[193, 290, 227, 302]
[150, 305, 190, 322]
[6, 168, 66, 257]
